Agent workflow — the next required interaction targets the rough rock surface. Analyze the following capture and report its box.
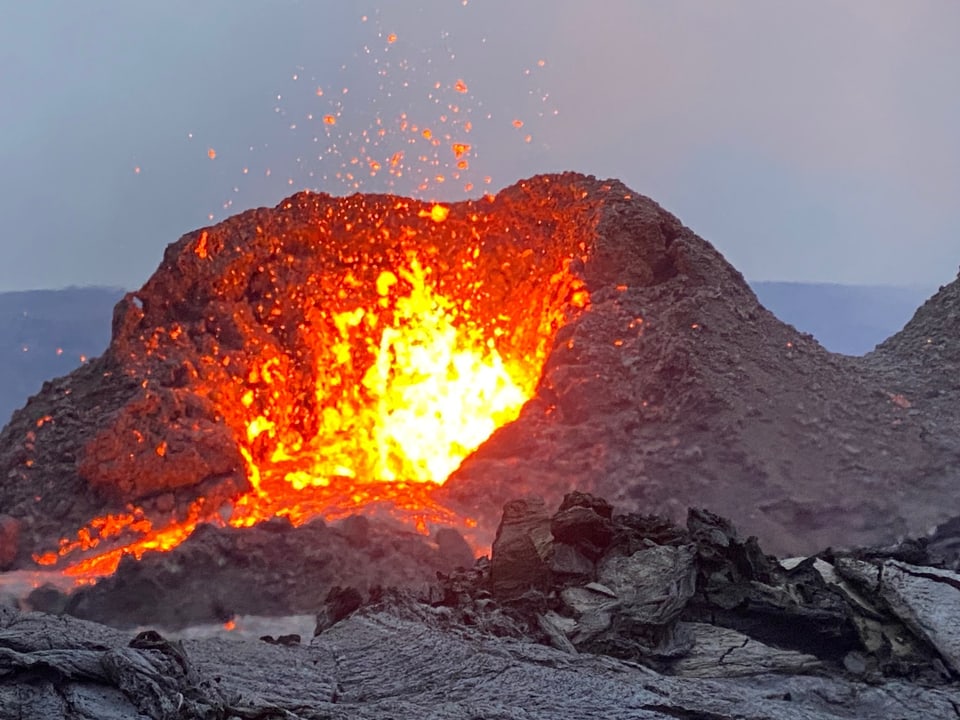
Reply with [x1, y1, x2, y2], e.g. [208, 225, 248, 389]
[1, 173, 959, 569]
[7, 604, 960, 720]
[370, 493, 958, 683]
[5, 495, 960, 719]
[490, 497, 554, 599]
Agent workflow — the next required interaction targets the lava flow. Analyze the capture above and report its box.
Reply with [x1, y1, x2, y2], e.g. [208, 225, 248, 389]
[34, 186, 592, 577]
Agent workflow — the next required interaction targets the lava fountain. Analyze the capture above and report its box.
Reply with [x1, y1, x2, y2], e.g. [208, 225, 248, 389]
[24, 175, 600, 576]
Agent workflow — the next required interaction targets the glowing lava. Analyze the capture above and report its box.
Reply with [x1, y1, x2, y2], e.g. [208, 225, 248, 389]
[234, 252, 537, 501]
[39, 191, 590, 577]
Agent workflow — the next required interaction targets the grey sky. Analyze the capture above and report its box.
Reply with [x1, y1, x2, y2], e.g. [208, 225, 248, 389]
[1, 1, 958, 292]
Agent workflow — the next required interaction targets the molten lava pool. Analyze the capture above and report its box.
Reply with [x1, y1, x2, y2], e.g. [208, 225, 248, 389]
[33, 177, 597, 575]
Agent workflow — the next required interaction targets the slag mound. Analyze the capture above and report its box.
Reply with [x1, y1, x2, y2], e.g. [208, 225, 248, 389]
[2, 172, 960, 576]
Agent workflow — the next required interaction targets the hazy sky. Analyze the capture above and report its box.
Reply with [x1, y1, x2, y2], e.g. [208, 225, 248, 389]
[1, 1, 958, 292]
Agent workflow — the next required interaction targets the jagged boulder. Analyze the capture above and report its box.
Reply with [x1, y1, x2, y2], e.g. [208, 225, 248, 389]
[490, 497, 555, 600]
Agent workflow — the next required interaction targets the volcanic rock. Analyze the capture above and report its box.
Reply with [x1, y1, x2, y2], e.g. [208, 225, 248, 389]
[550, 504, 614, 558]
[339, 514, 370, 548]
[834, 556, 960, 674]
[434, 526, 474, 571]
[558, 489, 613, 518]
[6, 601, 960, 720]
[314, 586, 365, 634]
[2, 172, 960, 572]
[490, 497, 554, 600]
[78, 385, 243, 501]
[871, 266, 960, 373]
[23, 583, 69, 615]
[548, 542, 594, 580]
[927, 516, 960, 570]
[412, 493, 955, 680]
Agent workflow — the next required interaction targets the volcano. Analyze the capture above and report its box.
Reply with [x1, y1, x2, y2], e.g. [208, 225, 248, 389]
[1, 173, 959, 578]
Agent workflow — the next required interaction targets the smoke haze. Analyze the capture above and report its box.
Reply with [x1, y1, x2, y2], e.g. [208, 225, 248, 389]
[1, 1, 957, 290]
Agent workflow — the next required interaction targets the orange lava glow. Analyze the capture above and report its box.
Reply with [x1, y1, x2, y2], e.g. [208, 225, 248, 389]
[42, 214, 588, 577]
[54, 500, 209, 577]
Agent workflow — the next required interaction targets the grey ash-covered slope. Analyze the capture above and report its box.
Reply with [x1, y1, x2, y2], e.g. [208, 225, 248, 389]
[442, 178, 960, 555]
[872, 269, 960, 369]
[1, 173, 959, 570]
[867, 271, 960, 416]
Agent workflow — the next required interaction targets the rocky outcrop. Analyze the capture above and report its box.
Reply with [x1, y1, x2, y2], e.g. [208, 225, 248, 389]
[490, 497, 555, 599]
[8, 602, 960, 720]
[372, 494, 955, 682]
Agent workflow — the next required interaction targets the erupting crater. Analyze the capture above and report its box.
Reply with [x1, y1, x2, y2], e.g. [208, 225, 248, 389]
[20, 174, 601, 575]
[3, 172, 958, 581]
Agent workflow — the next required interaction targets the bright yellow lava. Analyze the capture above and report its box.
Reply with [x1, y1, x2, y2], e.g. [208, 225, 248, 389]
[253, 255, 530, 489]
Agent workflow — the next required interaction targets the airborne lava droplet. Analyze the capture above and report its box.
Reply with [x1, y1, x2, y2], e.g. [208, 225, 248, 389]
[418, 204, 449, 223]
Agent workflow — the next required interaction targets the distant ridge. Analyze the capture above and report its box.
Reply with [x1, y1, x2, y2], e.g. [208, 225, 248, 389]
[0, 287, 124, 424]
[751, 281, 933, 356]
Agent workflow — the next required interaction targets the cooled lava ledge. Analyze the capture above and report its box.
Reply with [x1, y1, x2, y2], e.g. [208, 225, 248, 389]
[1, 172, 960, 573]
